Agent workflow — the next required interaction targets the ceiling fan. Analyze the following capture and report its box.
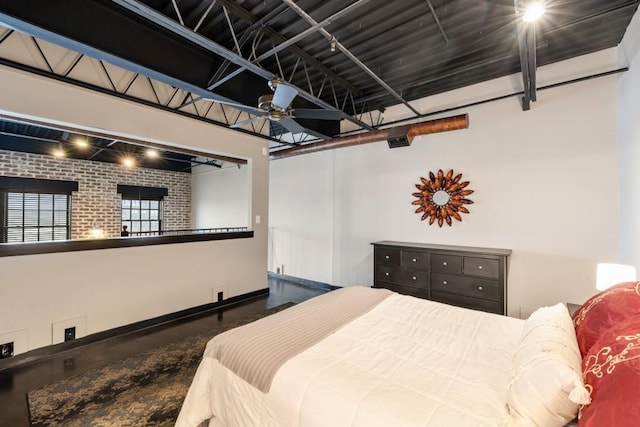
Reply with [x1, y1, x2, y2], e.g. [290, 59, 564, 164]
[230, 78, 343, 134]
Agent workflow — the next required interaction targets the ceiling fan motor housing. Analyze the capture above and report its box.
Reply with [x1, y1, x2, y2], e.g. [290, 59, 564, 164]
[258, 94, 273, 111]
[268, 78, 281, 92]
[268, 110, 287, 121]
[259, 93, 290, 114]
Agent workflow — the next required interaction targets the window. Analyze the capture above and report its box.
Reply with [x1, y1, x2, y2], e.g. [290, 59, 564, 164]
[121, 196, 163, 235]
[117, 185, 168, 236]
[0, 191, 71, 243]
[0, 177, 77, 244]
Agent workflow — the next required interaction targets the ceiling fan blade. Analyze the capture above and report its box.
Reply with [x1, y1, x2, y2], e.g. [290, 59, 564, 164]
[292, 109, 344, 120]
[278, 117, 306, 134]
[272, 83, 298, 110]
[230, 115, 266, 129]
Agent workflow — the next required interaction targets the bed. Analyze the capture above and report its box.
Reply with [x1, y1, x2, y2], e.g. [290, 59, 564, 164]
[176, 283, 640, 427]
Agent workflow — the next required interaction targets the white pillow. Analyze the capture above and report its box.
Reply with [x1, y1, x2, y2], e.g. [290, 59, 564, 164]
[502, 303, 589, 427]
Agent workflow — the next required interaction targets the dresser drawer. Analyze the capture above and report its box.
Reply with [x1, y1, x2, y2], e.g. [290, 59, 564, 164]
[430, 253, 462, 273]
[375, 248, 401, 267]
[463, 257, 500, 279]
[376, 265, 400, 284]
[430, 273, 501, 301]
[401, 251, 430, 269]
[397, 269, 429, 288]
[376, 265, 429, 288]
[431, 291, 503, 314]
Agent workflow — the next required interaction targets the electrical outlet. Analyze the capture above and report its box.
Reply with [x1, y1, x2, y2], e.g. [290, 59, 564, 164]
[64, 327, 76, 342]
[52, 316, 86, 345]
[0, 342, 14, 359]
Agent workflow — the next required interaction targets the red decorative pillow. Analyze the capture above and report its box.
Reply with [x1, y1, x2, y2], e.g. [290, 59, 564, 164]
[579, 316, 640, 426]
[572, 281, 640, 356]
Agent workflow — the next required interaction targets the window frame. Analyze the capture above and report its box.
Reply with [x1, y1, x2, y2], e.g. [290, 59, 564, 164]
[0, 191, 72, 243]
[121, 195, 163, 236]
[0, 177, 77, 244]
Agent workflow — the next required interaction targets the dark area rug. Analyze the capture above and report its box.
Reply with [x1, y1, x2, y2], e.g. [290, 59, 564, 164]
[26, 303, 294, 427]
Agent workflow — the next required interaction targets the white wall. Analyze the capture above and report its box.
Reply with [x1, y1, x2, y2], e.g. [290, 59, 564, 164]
[270, 52, 621, 318]
[269, 150, 334, 281]
[618, 10, 640, 270]
[192, 164, 250, 229]
[0, 64, 269, 354]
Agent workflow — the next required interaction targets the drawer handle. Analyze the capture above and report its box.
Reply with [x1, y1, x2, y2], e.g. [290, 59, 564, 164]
[443, 261, 448, 266]
[412, 276, 417, 280]
[412, 258, 417, 262]
[478, 265, 483, 270]
[385, 272, 390, 276]
[477, 286, 484, 291]
[443, 281, 448, 285]
[385, 255, 390, 259]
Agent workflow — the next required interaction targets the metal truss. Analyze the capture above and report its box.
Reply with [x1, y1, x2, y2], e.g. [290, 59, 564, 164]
[0, 0, 397, 152]
[108, 0, 380, 129]
[0, 26, 304, 149]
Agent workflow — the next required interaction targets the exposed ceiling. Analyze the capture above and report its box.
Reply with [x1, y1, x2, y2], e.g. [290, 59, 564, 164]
[0, 0, 637, 156]
[0, 118, 229, 172]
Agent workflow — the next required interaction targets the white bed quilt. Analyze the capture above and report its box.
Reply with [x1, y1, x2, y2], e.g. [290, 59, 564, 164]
[177, 293, 524, 427]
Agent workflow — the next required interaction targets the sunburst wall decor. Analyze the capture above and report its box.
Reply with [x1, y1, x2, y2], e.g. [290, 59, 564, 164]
[412, 169, 474, 227]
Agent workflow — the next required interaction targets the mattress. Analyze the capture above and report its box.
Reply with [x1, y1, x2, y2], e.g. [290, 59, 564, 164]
[177, 288, 524, 427]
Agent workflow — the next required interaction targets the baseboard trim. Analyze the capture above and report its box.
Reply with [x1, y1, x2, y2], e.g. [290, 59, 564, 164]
[0, 287, 269, 371]
[267, 272, 340, 292]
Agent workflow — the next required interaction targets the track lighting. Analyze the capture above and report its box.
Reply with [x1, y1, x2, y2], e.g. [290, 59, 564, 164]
[330, 37, 336, 52]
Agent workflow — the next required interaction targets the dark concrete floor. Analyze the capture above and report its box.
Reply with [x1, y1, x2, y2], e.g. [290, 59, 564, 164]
[0, 277, 327, 426]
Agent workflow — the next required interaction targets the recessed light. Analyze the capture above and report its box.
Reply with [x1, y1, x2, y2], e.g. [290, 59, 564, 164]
[122, 157, 136, 168]
[145, 148, 160, 158]
[523, 2, 545, 22]
[74, 138, 89, 148]
[52, 148, 66, 158]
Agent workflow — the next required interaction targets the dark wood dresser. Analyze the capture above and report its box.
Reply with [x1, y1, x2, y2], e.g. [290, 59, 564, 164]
[372, 241, 511, 315]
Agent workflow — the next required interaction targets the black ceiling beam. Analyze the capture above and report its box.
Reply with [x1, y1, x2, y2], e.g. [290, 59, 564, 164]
[515, 0, 537, 112]
[516, 21, 532, 111]
[527, 22, 537, 102]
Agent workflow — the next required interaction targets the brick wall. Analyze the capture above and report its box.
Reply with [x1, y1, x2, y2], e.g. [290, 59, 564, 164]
[0, 149, 191, 239]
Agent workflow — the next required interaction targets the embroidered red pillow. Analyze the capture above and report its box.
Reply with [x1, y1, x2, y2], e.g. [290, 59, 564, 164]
[572, 281, 640, 356]
[579, 316, 640, 426]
